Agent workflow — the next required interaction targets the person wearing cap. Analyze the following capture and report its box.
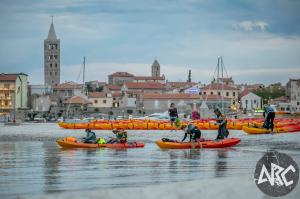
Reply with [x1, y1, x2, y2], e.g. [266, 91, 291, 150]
[107, 128, 128, 144]
[168, 103, 178, 128]
[214, 108, 229, 140]
[181, 123, 201, 142]
[83, 129, 97, 144]
[262, 104, 275, 131]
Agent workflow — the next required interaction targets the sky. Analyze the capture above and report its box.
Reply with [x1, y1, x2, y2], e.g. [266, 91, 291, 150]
[0, 0, 300, 85]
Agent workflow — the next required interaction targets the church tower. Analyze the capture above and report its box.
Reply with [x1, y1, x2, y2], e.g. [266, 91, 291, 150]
[151, 59, 160, 77]
[44, 20, 60, 86]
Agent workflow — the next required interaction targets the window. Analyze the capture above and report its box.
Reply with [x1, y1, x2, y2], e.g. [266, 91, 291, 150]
[297, 102, 300, 106]
[94, 100, 98, 104]
[203, 92, 206, 95]
[50, 72, 52, 76]
[54, 55, 58, 60]
[50, 64, 52, 68]
[103, 100, 106, 104]
[210, 92, 213, 95]
[226, 92, 229, 96]
[5, 101, 8, 106]
[113, 98, 116, 100]
[199, 92, 202, 95]
[254, 100, 256, 104]
[5, 93, 9, 97]
[233, 92, 236, 97]
[4, 83, 10, 89]
[218, 92, 221, 96]
[55, 64, 57, 68]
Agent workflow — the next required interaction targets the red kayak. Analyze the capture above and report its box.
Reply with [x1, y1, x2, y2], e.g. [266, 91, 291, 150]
[156, 138, 241, 149]
[56, 138, 145, 149]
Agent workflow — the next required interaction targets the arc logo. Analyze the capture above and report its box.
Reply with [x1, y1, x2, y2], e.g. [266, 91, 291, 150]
[254, 151, 299, 197]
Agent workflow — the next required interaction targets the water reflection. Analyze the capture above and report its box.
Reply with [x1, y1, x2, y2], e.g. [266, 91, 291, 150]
[214, 149, 228, 177]
[42, 142, 61, 194]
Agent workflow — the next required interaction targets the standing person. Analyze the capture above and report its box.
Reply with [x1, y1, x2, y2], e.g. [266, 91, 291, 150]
[263, 104, 275, 132]
[83, 129, 97, 143]
[168, 103, 178, 128]
[214, 108, 229, 140]
[181, 124, 202, 142]
[191, 109, 200, 120]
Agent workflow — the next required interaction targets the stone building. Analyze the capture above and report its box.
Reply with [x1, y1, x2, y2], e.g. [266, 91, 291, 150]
[286, 79, 300, 112]
[108, 72, 134, 85]
[44, 21, 60, 87]
[151, 59, 160, 77]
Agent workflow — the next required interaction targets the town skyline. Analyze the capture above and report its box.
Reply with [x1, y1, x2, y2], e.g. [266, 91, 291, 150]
[0, 0, 300, 85]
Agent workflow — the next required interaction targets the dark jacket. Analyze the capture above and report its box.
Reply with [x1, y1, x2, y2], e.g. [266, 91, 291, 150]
[168, 107, 178, 118]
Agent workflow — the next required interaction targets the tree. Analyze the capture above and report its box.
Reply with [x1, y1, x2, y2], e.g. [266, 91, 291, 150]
[187, 69, 191, 82]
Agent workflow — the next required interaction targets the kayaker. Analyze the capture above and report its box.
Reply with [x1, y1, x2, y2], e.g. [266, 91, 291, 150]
[214, 108, 229, 140]
[263, 104, 275, 131]
[181, 124, 202, 142]
[107, 128, 128, 144]
[83, 129, 97, 144]
[168, 103, 178, 128]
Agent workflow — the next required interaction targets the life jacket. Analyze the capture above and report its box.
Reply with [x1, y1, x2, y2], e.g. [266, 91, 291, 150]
[97, 138, 106, 144]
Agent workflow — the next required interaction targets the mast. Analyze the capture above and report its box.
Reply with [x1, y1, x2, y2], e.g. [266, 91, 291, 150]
[82, 56, 86, 94]
[221, 56, 224, 113]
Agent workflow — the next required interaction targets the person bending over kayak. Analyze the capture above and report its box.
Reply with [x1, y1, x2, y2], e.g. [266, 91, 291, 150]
[83, 129, 97, 144]
[214, 108, 229, 140]
[181, 124, 202, 142]
[263, 104, 275, 132]
[107, 128, 128, 144]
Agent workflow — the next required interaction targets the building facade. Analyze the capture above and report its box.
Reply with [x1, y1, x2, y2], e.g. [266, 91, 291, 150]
[44, 21, 60, 87]
[286, 79, 300, 112]
[0, 73, 28, 114]
[240, 90, 262, 111]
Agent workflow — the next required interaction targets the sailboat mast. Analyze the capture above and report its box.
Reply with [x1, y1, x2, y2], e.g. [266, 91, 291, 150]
[82, 56, 86, 94]
[221, 56, 224, 113]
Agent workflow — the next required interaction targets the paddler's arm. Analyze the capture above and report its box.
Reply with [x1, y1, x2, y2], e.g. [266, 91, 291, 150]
[182, 133, 187, 142]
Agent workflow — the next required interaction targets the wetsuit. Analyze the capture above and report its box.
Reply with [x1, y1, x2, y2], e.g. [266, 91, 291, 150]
[182, 124, 201, 142]
[83, 131, 97, 143]
[168, 107, 178, 122]
[216, 114, 229, 140]
[263, 106, 275, 131]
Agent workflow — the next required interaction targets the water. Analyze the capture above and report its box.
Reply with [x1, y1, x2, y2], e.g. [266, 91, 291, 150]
[0, 123, 300, 198]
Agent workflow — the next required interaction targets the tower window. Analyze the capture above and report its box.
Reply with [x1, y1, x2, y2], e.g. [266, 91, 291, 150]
[48, 56, 51, 60]
[54, 55, 58, 60]
[48, 44, 51, 49]
[55, 72, 57, 76]
[50, 72, 52, 76]
[55, 64, 57, 68]
[50, 64, 52, 68]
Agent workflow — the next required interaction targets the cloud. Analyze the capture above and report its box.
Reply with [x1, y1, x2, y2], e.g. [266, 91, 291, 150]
[232, 20, 268, 31]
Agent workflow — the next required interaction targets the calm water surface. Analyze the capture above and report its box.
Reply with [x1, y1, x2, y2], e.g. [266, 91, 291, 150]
[0, 123, 299, 198]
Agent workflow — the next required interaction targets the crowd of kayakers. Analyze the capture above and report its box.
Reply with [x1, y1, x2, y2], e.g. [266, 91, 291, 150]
[80, 103, 275, 144]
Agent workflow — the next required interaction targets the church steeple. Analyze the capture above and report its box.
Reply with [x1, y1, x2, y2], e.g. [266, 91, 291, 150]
[47, 22, 57, 40]
[44, 18, 60, 87]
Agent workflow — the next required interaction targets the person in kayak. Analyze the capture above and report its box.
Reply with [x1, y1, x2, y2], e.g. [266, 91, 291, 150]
[168, 103, 178, 128]
[263, 104, 275, 131]
[83, 129, 97, 144]
[181, 124, 202, 142]
[214, 108, 229, 140]
[107, 128, 128, 144]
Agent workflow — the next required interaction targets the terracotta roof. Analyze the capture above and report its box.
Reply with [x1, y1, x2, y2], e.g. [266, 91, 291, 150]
[124, 82, 165, 89]
[166, 82, 197, 88]
[201, 83, 238, 90]
[273, 96, 289, 102]
[109, 72, 134, 77]
[140, 93, 230, 100]
[112, 92, 122, 98]
[240, 89, 251, 98]
[88, 92, 106, 98]
[63, 96, 91, 104]
[53, 82, 82, 90]
[217, 77, 234, 82]
[134, 76, 165, 80]
[106, 84, 121, 90]
[0, 74, 17, 81]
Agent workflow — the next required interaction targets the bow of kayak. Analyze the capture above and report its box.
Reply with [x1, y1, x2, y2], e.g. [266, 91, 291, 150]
[156, 138, 240, 149]
[56, 139, 145, 149]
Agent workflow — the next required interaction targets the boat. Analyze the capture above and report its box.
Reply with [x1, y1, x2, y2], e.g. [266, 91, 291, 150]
[242, 125, 300, 134]
[56, 138, 145, 149]
[155, 138, 240, 149]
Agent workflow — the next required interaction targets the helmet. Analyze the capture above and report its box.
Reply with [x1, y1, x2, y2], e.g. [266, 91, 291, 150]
[112, 128, 118, 133]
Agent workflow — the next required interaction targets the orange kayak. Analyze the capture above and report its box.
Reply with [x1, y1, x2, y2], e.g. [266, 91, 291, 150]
[56, 139, 145, 149]
[156, 138, 241, 149]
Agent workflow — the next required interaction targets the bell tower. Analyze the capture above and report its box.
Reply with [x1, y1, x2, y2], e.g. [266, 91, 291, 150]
[44, 17, 60, 86]
[151, 59, 160, 77]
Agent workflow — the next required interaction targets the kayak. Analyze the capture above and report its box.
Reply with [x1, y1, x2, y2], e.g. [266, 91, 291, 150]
[242, 125, 300, 134]
[56, 139, 145, 149]
[155, 138, 241, 149]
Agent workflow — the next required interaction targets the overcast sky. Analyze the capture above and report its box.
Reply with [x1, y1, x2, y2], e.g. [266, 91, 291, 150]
[0, 0, 299, 85]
